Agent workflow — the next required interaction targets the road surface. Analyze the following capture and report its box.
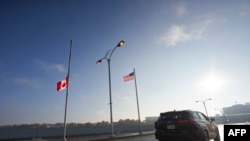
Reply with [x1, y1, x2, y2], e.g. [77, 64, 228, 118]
[112, 124, 224, 141]
[21, 124, 231, 141]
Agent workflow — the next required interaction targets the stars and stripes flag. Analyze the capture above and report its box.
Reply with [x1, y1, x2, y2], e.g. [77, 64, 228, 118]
[123, 68, 142, 133]
[123, 72, 135, 82]
[57, 76, 69, 91]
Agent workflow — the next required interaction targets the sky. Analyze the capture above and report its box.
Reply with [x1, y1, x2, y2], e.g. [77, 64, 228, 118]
[1, 0, 250, 125]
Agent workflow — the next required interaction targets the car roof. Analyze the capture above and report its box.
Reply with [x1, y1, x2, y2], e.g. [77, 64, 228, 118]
[160, 110, 200, 116]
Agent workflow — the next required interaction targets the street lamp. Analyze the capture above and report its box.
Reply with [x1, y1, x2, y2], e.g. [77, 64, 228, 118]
[96, 40, 125, 137]
[195, 98, 212, 117]
[215, 108, 226, 124]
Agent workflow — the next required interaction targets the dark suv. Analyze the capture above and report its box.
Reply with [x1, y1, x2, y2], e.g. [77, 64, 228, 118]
[154, 110, 220, 141]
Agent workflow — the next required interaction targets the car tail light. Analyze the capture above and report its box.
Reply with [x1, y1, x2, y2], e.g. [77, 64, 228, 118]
[155, 120, 162, 126]
[188, 134, 197, 141]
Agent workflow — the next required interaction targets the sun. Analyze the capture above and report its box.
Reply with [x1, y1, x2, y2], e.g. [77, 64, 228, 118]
[201, 74, 224, 91]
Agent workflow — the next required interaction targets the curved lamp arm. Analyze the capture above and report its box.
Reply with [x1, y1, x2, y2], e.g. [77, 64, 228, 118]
[96, 40, 125, 64]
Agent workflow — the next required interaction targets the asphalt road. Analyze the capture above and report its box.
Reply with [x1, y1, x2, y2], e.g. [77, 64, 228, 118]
[112, 134, 155, 141]
[111, 134, 216, 141]
[111, 134, 221, 141]
[21, 124, 233, 141]
[111, 124, 224, 141]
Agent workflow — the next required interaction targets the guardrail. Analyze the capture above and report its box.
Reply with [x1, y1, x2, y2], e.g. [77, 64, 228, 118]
[0, 125, 154, 140]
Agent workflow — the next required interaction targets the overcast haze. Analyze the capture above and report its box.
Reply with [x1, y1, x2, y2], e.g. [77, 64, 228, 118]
[1, 0, 250, 125]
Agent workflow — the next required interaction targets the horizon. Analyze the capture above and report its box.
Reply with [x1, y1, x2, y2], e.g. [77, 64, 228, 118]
[1, 102, 249, 126]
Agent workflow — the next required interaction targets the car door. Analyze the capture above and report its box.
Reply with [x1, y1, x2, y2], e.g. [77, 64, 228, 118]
[197, 112, 217, 138]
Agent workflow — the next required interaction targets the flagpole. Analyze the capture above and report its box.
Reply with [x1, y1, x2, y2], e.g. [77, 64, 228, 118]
[63, 40, 72, 141]
[133, 68, 142, 135]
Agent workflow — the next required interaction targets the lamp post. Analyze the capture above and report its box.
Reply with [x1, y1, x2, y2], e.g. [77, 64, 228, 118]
[96, 40, 125, 137]
[215, 108, 226, 123]
[195, 98, 212, 117]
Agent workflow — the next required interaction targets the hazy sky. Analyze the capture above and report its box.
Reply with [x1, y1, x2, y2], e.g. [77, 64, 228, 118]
[1, 0, 250, 125]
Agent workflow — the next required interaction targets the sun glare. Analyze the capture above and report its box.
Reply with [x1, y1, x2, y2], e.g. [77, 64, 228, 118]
[201, 74, 224, 91]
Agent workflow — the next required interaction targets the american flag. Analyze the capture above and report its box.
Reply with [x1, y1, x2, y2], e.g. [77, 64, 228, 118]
[123, 72, 135, 82]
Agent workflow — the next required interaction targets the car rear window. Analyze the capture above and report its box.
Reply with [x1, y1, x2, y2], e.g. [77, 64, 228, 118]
[159, 111, 190, 120]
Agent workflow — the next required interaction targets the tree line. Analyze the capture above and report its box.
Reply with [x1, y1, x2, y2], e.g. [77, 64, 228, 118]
[0, 118, 155, 128]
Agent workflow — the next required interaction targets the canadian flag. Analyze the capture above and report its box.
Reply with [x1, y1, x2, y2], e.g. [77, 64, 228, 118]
[57, 76, 68, 91]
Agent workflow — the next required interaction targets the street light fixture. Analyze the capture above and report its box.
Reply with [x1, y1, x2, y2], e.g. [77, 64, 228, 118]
[96, 40, 125, 137]
[195, 98, 212, 117]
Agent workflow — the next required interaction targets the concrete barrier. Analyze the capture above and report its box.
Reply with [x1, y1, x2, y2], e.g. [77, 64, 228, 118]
[0, 125, 154, 140]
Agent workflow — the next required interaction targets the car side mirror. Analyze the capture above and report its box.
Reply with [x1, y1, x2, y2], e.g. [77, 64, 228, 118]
[210, 117, 215, 122]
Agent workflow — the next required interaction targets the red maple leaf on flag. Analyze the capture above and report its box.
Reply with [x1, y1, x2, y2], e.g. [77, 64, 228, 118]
[57, 76, 68, 91]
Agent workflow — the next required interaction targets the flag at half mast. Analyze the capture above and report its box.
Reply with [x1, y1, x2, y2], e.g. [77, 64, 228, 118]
[123, 72, 135, 82]
[57, 76, 69, 91]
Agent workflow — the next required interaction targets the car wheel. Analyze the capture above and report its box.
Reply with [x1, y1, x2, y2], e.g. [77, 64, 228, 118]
[203, 131, 209, 141]
[214, 128, 221, 141]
